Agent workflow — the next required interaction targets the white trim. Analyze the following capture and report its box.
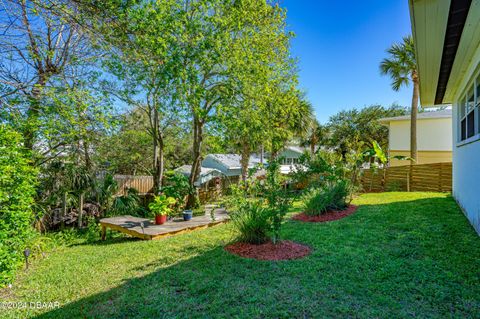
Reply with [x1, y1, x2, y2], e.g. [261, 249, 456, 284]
[456, 133, 480, 147]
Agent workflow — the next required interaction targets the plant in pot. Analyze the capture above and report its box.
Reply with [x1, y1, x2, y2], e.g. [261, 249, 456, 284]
[149, 195, 176, 225]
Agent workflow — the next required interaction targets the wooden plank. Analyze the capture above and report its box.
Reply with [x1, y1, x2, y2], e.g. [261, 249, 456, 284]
[100, 210, 229, 241]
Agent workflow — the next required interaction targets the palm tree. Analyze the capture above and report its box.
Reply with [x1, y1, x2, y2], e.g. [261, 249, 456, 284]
[380, 35, 419, 163]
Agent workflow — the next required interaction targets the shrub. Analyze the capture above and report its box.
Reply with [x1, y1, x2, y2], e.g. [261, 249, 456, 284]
[302, 180, 350, 216]
[0, 125, 37, 286]
[227, 159, 291, 244]
[229, 200, 270, 244]
[163, 171, 192, 213]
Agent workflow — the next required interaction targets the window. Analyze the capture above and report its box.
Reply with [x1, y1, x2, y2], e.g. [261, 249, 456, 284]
[458, 71, 480, 143]
[460, 98, 467, 141]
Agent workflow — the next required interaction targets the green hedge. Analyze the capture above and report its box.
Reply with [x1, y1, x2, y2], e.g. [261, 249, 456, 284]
[0, 125, 37, 286]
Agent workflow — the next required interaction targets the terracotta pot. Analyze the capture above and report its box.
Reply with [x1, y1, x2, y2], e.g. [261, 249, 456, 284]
[155, 214, 167, 225]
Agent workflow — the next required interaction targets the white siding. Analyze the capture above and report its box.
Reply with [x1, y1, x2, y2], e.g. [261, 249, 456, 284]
[452, 103, 480, 234]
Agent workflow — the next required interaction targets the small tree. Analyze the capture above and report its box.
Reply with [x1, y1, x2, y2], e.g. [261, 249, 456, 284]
[263, 159, 292, 244]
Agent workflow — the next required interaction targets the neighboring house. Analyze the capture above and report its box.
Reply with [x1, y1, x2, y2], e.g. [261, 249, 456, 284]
[277, 146, 307, 174]
[379, 109, 453, 166]
[277, 146, 305, 165]
[409, 0, 480, 234]
[202, 154, 262, 177]
[175, 165, 223, 187]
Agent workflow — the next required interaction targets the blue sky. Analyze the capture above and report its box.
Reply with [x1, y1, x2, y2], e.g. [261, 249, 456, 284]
[283, 1, 413, 123]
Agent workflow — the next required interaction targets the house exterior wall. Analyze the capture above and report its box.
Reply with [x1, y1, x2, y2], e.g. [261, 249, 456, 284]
[389, 150, 452, 166]
[451, 56, 480, 235]
[388, 118, 452, 151]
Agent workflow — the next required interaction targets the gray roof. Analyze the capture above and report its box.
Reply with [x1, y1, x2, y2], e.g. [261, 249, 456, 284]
[379, 109, 452, 123]
[205, 154, 262, 170]
[175, 165, 222, 177]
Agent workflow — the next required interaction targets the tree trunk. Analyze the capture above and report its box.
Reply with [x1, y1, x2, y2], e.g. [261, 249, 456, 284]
[24, 77, 46, 150]
[410, 75, 419, 163]
[310, 132, 317, 155]
[61, 192, 67, 230]
[151, 105, 166, 195]
[240, 142, 251, 182]
[187, 116, 203, 208]
[153, 136, 165, 195]
[77, 192, 84, 228]
[83, 140, 92, 172]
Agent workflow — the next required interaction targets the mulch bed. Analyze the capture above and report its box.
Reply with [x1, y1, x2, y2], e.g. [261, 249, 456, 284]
[292, 205, 358, 223]
[225, 240, 311, 261]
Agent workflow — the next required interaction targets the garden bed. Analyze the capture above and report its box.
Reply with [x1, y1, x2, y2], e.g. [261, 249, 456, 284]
[225, 240, 311, 260]
[292, 205, 358, 223]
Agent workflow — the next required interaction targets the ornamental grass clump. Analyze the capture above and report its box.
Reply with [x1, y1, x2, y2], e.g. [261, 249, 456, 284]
[302, 180, 350, 216]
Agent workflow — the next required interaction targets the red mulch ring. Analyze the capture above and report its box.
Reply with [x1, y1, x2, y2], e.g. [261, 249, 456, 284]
[292, 205, 358, 223]
[225, 240, 311, 261]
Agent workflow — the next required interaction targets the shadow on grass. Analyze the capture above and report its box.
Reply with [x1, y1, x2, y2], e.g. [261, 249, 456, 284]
[30, 195, 480, 318]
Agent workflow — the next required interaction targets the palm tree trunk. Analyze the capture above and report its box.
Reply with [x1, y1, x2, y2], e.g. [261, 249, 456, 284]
[410, 76, 419, 163]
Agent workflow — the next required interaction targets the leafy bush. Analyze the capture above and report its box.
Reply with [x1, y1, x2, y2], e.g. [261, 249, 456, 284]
[163, 171, 192, 213]
[292, 151, 345, 189]
[302, 180, 350, 216]
[109, 188, 143, 216]
[0, 125, 37, 286]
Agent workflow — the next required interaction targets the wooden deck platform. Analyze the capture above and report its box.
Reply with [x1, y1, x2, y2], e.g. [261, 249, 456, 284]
[100, 209, 228, 240]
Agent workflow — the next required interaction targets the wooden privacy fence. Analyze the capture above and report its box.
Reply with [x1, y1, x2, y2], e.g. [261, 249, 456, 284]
[360, 162, 452, 193]
[114, 175, 154, 195]
[114, 175, 222, 204]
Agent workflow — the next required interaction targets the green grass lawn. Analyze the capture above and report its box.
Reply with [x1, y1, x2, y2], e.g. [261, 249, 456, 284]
[2, 192, 480, 318]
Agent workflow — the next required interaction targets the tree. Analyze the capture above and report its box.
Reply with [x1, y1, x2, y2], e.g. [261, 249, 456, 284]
[0, 0, 93, 152]
[324, 104, 407, 161]
[380, 36, 419, 163]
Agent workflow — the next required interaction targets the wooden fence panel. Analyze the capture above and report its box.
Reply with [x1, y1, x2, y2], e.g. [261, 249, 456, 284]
[360, 162, 452, 193]
[114, 175, 222, 204]
[114, 175, 154, 195]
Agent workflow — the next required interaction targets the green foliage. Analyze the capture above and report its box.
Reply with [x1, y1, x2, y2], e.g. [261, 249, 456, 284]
[228, 159, 291, 244]
[229, 198, 271, 245]
[110, 188, 142, 217]
[162, 171, 192, 212]
[380, 35, 417, 91]
[263, 160, 292, 244]
[302, 180, 350, 216]
[0, 125, 37, 286]
[293, 151, 345, 189]
[323, 104, 407, 160]
[148, 195, 176, 217]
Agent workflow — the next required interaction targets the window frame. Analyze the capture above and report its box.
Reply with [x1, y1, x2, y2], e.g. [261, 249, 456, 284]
[456, 67, 480, 147]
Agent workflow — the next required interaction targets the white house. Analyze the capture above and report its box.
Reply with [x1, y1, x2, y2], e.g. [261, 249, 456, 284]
[175, 165, 223, 187]
[276, 146, 307, 174]
[409, 0, 480, 234]
[379, 109, 453, 166]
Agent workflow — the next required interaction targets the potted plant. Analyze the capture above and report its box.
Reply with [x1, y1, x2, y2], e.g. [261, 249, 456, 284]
[183, 209, 193, 221]
[149, 195, 176, 225]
